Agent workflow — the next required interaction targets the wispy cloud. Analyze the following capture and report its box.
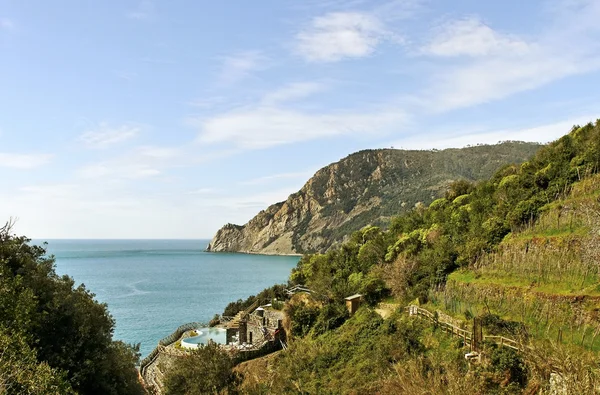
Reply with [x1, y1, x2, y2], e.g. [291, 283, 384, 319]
[78, 123, 140, 149]
[127, 1, 155, 20]
[194, 106, 406, 150]
[0, 18, 15, 32]
[188, 188, 220, 195]
[187, 96, 226, 109]
[389, 115, 598, 150]
[422, 17, 531, 57]
[218, 51, 267, 85]
[261, 82, 326, 106]
[114, 70, 138, 81]
[0, 153, 53, 169]
[295, 12, 393, 62]
[240, 171, 315, 186]
[77, 145, 178, 179]
[414, 2, 600, 113]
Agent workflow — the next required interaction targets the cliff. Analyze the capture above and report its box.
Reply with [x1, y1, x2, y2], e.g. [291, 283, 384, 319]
[206, 142, 541, 255]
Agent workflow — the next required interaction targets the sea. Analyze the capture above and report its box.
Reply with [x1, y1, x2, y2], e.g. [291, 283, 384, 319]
[34, 239, 299, 358]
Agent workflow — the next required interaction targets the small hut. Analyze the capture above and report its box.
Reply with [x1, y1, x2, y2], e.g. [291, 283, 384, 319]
[345, 294, 363, 316]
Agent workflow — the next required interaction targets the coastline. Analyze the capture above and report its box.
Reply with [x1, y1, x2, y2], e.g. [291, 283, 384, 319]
[204, 249, 303, 257]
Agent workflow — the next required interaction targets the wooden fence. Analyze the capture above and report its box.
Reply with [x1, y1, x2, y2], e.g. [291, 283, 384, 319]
[405, 305, 522, 352]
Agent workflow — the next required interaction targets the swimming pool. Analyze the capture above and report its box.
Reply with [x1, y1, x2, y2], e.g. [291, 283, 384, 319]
[180, 327, 227, 349]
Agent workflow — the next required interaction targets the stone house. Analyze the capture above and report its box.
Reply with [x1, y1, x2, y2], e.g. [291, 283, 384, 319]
[226, 304, 285, 347]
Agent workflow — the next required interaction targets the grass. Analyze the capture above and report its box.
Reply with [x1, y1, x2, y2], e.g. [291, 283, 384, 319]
[429, 280, 600, 352]
[449, 270, 600, 297]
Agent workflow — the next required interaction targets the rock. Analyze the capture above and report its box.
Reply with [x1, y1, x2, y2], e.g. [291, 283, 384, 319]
[207, 143, 541, 255]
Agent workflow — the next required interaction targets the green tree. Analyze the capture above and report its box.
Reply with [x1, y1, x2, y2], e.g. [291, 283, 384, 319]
[0, 222, 144, 395]
[163, 342, 240, 395]
[0, 327, 74, 394]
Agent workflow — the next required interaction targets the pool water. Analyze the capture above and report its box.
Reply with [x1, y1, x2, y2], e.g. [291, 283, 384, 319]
[181, 327, 227, 349]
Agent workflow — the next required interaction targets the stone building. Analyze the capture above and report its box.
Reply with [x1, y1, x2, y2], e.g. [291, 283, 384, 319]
[226, 303, 285, 348]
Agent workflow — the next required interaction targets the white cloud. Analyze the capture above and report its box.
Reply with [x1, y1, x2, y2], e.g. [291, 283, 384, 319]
[416, 4, 600, 113]
[77, 145, 178, 179]
[188, 188, 219, 195]
[389, 115, 597, 150]
[187, 96, 226, 109]
[295, 12, 391, 62]
[218, 51, 267, 85]
[78, 123, 140, 149]
[240, 171, 315, 186]
[0, 153, 53, 169]
[194, 106, 406, 149]
[127, 1, 155, 20]
[423, 18, 531, 57]
[261, 82, 326, 105]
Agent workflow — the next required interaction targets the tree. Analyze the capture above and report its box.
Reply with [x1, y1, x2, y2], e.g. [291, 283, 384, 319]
[163, 342, 240, 394]
[0, 222, 144, 395]
[0, 327, 74, 394]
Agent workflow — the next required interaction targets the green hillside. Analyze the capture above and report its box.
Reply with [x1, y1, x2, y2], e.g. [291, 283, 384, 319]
[165, 120, 600, 394]
[207, 142, 541, 255]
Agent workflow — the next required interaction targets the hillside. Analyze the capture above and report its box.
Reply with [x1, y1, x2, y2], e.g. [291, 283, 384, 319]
[176, 120, 600, 394]
[207, 142, 541, 255]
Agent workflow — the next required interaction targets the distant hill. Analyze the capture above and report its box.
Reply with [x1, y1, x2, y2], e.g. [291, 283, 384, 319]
[206, 142, 541, 255]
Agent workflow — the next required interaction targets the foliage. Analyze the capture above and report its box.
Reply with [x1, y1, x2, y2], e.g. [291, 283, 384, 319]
[0, 327, 73, 394]
[222, 284, 288, 317]
[295, 142, 541, 252]
[480, 314, 527, 338]
[0, 224, 144, 395]
[487, 343, 529, 389]
[163, 341, 240, 395]
[285, 303, 320, 338]
[310, 303, 348, 336]
[290, 121, 600, 309]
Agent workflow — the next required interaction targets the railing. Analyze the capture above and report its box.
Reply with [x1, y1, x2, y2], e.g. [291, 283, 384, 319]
[405, 305, 522, 352]
[139, 322, 205, 381]
[483, 336, 520, 351]
[286, 285, 313, 295]
[158, 322, 204, 347]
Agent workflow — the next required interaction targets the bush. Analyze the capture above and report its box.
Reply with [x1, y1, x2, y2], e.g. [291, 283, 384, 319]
[311, 303, 348, 335]
[163, 342, 240, 394]
[488, 345, 528, 388]
[286, 303, 320, 338]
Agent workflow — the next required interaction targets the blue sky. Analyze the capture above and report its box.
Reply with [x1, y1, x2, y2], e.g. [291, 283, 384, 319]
[1, 0, 599, 239]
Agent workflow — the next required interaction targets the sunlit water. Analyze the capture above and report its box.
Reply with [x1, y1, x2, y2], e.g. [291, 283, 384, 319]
[35, 239, 299, 357]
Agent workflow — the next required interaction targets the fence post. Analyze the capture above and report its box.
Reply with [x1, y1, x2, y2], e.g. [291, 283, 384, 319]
[473, 317, 483, 352]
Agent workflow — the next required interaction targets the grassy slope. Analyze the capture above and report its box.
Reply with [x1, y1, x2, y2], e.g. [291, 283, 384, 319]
[426, 175, 600, 351]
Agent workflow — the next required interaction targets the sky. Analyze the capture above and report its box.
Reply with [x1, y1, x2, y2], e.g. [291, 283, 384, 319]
[1, 0, 600, 239]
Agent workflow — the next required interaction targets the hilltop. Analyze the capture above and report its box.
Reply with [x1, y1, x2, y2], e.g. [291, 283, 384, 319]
[207, 142, 541, 255]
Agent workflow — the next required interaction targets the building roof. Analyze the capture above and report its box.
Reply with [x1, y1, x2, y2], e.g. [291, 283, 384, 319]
[344, 294, 362, 301]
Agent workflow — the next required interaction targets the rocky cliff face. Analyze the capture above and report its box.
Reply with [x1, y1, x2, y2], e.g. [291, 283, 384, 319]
[206, 142, 541, 255]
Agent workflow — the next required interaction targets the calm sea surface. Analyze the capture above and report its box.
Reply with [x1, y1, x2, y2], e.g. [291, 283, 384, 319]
[34, 239, 299, 357]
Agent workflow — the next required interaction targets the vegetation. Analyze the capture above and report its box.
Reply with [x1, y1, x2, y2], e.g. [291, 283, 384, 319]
[0, 222, 144, 395]
[163, 342, 240, 395]
[166, 120, 600, 394]
[210, 141, 541, 255]
[222, 284, 288, 317]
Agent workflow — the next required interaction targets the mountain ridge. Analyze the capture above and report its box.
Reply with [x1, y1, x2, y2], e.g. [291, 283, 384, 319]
[207, 142, 542, 255]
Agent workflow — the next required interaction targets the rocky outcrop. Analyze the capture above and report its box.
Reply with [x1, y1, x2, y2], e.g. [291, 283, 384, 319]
[206, 142, 541, 255]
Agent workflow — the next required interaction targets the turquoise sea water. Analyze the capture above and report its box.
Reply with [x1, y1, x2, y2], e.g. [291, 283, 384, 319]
[36, 239, 299, 358]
